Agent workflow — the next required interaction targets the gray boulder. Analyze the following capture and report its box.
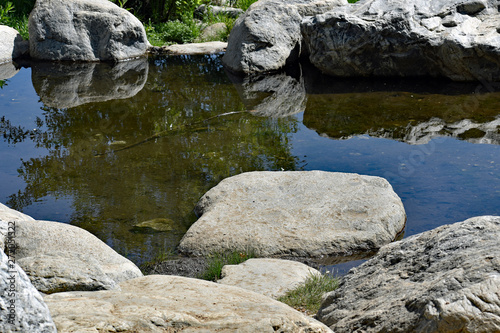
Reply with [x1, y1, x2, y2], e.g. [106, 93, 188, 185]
[29, 0, 149, 62]
[222, 0, 347, 73]
[218, 258, 322, 298]
[179, 171, 406, 262]
[302, 0, 500, 81]
[317, 216, 500, 333]
[0, 249, 57, 333]
[31, 57, 148, 108]
[0, 25, 29, 64]
[45, 274, 333, 332]
[0, 203, 142, 293]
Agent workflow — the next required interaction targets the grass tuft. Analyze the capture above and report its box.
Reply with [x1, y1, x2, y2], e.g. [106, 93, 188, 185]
[198, 250, 255, 281]
[278, 273, 339, 315]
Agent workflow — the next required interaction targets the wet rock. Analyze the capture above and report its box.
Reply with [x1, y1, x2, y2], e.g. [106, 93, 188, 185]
[222, 0, 347, 73]
[178, 171, 406, 262]
[0, 249, 57, 333]
[301, 0, 500, 81]
[31, 57, 148, 108]
[218, 258, 322, 298]
[0, 25, 29, 64]
[317, 216, 500, 333]
[44, 274, 333, 332]
[29, 0, 149, 62]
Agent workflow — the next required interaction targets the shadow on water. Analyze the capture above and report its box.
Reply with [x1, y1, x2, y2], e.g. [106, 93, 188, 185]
[1, 55, 499, 269]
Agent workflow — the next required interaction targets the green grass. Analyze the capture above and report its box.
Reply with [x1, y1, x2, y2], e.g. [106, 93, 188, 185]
[198, 250, 255, 281]
[139, 247, 176, 274]
[278, 273, 339, 314]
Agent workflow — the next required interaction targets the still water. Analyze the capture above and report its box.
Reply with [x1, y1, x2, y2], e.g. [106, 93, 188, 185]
[1, 54, 499, 269]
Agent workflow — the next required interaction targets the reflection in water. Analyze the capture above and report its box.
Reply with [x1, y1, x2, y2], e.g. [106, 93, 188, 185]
[0, 55, 499, 268]
[2, 55, 301, 264]
[31, 58, 149, 108]
[227, 68, 307, 118]
[303, 74, 500, 145]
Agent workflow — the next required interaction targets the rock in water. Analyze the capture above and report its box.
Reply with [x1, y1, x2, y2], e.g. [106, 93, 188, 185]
[29, 0, 149, 62]
[301, 0, 500, 81]
[44, 275, 333, 332]
[222, 0, 347, 73]
[317, 216, 500, 333]
[178, 171, 406, 263]
[0, 249, 57, 333]
[132, 218, 186, 233]
[218, 258, 322, 299]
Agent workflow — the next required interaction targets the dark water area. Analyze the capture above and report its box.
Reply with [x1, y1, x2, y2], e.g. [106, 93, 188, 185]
[1, 55, 499, 271]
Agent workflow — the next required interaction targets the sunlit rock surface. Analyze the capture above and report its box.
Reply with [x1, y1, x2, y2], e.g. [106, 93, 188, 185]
[31, 57, 148, 108]
[0, 249, 57, 333]
[0, 203, 142, 294]
[218, 258, 322, 299]
[302, 0, 500, 81]
[45, 275, 333, 332]
[179, 171, 406, 263]
[0, 25, 28, 65]
[29, 0, 149, 62]
[317, 216, 500, 333]
[222, 0, 347, 73]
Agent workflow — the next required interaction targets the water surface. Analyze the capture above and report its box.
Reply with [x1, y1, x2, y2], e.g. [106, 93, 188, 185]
[1, 55, 499, 268]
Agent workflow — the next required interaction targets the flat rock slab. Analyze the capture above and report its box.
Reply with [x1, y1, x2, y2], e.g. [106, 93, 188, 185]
[218, 258, 322, 298]
[158, 41, 227, 55]
[317, 216, 500, 333]
[44, 275, 333, 332]
[179, 171, 406, 262]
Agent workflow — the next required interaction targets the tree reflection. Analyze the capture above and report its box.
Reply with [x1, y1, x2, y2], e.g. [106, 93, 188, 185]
[1, 54, 301, 264]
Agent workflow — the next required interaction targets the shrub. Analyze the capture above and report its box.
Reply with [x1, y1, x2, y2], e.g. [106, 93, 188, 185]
[198, 250, 255, 281]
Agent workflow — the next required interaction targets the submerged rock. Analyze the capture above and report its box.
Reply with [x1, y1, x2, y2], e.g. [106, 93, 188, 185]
[29, 0, 149, 62]
[132, 217, 186, 233]
[222, 0, 347, 73]
[317, 216, 500, 333]
[302, 0, 500, 81]
[218, 258, 322, 299]
[178, 171, 406, 263]
[44, 275, 333, 332]
[0, 249, 57, 333]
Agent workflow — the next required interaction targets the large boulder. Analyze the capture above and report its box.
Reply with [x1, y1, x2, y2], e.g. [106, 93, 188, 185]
[317, 216, 500, 333]
[178, 171, 406, 263]
[0, 203, 142, 294]
[0, 25, 29, 64]
[222, 0, 347, 73]
[0, 249, 57, 333]
[302, 0, 500, 81]
[44, 274, 333, 332]
[29, 0, 149, 62]
[218, 258, 322, 298]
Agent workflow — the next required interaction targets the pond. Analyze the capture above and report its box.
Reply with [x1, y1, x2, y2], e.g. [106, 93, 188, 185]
[1, 54, 499, 273]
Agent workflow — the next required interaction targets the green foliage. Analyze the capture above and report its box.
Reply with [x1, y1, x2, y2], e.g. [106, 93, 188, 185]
[278, 273, 339, 314]
[0, 1, 29, 40]
[348, 0, 360, 3]
[198, 250, 256, 281]
[234, 0, 257, 11]
[147, 19, 201, 45]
